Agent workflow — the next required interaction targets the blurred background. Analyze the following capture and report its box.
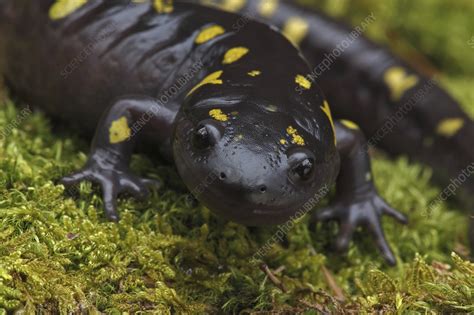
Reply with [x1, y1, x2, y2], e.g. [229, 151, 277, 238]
[304, 0, 474, 117]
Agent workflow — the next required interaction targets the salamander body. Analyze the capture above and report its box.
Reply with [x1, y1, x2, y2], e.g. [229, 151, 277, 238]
[0, 0, 471, 264]
[1, 0, 340, 224]
[198, 0, 474, 202]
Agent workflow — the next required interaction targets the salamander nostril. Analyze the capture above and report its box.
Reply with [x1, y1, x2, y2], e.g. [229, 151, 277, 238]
[219, 172, 226, 180]
[259, 185, 267, 193]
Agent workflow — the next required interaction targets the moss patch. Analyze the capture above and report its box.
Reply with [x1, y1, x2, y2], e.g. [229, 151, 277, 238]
[1, 0, 474, 313]
[0, 99, 472, 313]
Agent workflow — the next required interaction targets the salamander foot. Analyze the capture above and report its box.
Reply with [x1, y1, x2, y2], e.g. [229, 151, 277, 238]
[61, 161, 161, 221]
[311, 187, 407, 266]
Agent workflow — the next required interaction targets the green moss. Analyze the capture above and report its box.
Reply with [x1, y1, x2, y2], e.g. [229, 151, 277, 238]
[0, 0, 473, 313]
[0, 97, 472, 313]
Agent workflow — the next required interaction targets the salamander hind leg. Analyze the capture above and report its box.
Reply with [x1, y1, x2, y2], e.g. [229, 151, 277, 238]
[311, 120, 408, 265]
[60, 96, 173, 221]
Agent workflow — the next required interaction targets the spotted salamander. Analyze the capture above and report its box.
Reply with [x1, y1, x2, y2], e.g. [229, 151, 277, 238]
[0, 0, 472, 265]
[194, 0, 474, 250]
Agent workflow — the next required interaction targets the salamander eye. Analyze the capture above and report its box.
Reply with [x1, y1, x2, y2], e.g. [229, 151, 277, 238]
[193, 125, 212, 149]
[193, 126, 214, 149]
[290, 158, 315, 182]
[192, 120, 222, 150]
[287, 148, 316, 183]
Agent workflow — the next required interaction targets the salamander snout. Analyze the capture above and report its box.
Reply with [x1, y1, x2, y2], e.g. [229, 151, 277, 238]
[201, 147, 325, 225]
[173, 115, 339, 226]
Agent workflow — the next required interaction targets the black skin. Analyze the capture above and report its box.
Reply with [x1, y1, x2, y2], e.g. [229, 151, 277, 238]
[201, 0, 474, 253]
[199, 0, 474, 197]
[1, 0, 431, 266]
[313, 122, 407, 264]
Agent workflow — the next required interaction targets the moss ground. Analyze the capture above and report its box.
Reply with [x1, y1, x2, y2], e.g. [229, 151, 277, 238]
[0, 0, 473, 313]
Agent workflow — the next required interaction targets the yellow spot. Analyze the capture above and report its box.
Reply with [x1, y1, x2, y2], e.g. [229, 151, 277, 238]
[49, 0, 87, 20]
[321, 100, 336, 145]
[258, 0, 279, 17]
[340, 119, 359, 130]
[436, 118, 464, 137]
[209, 109, 228, 122]
[247, 70, 261, 77]
[282, 17, 309, 47]
[384, 67, 419, 101]
[222, 47, 249, 64]
[235, 134, 243, 141]
[286, 126, 305, 146]
[187, 70, 223, 96]
[220, 0, 246, 12]
[109, 117, 131, 144]
[279, 139, 287, 145]
[153, 0, 173, 13]
[195, 25, 226, 44]
[295, 74, 311, 89]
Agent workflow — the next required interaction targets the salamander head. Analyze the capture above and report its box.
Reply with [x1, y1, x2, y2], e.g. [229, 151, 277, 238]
[173, 97, 339, 226]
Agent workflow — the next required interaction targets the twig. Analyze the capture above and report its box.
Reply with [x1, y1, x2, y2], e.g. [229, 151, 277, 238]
[321, 265, 345, 302]
[260, 263, 287, 293]
[298, 298, 327, 314]
[273, 265, 286, 275]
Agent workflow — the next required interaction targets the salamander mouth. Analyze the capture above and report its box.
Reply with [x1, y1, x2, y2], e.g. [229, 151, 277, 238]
[213, 204, 303, 226]
[254, 203, 304, 215]
[252, 208, 286, 215]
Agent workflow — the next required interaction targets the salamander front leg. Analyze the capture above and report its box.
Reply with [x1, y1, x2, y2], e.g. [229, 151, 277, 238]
[61, 96, 173, 221]
[311, 120, 408, 265]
